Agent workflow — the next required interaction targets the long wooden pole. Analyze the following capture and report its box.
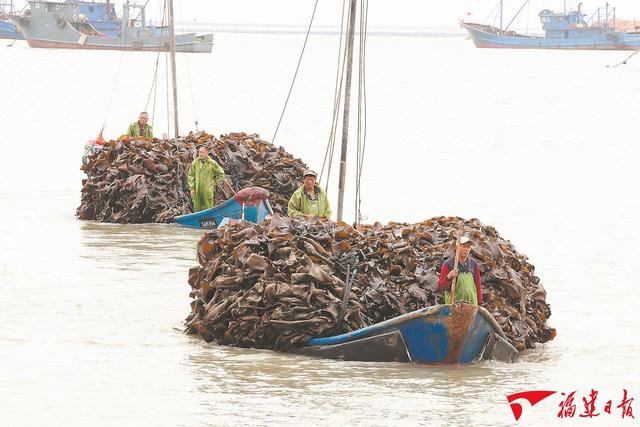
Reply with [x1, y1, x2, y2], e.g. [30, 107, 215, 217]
[336, 0, 357, 222]
[168, 0, 179, 139]
[449, 221, 464, 305]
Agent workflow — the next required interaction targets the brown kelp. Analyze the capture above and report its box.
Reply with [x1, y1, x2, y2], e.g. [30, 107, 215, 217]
[77, 132, 308, 223]
[185, 215, 556, 353]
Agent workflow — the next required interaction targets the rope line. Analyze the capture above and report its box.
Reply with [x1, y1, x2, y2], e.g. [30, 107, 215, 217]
[606, 49, 639, 68]
[271, 0, 320, 145]
[354, 0, 368, 225]
[101, 48, 127, 131]
[320, 0, 350, 191]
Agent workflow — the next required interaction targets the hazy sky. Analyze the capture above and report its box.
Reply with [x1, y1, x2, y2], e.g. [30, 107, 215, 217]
[164, 0, 640, 28]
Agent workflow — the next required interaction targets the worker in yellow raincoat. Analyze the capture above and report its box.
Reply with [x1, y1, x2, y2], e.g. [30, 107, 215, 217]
[127, 112, 154, 138]
[187, 146, 225, 212]
[287, 169, 332, 219]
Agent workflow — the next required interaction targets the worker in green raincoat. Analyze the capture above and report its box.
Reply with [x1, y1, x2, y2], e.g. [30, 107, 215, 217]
[187, 146, 225, 212]
[437, 236, 484, 305]
[287, 169, 332, 219]
[127, 112, 154, 138]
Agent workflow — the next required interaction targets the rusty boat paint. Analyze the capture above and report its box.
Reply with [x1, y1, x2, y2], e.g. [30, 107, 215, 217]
[296, 302, 519, 364]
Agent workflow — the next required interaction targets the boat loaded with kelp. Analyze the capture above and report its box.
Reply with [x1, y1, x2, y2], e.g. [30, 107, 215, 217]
[180, 0, 552, 365]
[184, 215, 554, 365]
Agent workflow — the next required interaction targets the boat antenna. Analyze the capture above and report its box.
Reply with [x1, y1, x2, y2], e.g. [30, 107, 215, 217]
[336, 0, 357, 222]
[167, 0, 179, 139]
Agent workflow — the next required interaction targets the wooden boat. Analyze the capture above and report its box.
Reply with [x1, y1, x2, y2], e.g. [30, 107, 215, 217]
[296, 302, 518, 364]
[174, 187, 273, 229]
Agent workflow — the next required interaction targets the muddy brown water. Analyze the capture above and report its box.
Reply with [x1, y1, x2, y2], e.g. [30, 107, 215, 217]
[1, 31, 639, 426]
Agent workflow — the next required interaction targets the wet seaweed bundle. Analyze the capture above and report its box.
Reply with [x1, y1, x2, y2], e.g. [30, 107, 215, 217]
[77, 132, 308, 223]
[185, 215, 556, 352]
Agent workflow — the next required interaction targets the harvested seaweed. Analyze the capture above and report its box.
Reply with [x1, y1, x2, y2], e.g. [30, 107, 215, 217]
[185, 215, 556, 353]
[77, 132, 308, 223]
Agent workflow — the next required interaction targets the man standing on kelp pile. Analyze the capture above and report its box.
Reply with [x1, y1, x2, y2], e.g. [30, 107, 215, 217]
[127, 112, 154, 138]
[287, 169, 332, 219]
[188, 145, 225, 212]
[437, 236, 484, 305]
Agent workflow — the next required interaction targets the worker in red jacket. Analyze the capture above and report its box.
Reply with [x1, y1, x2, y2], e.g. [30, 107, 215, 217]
[437, 236, 484, 305]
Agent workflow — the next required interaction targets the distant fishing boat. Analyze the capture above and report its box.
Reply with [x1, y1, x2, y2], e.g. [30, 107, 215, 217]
[6, 0, 212, 52]
[462, 2, 640, 50]
[297, 302, 518, 364]
[174, 187, 274, 229]
[0, 0, 167, 40]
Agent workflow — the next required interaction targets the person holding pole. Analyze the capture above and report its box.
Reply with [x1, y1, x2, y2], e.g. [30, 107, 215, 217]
[437, 235, 484, 305]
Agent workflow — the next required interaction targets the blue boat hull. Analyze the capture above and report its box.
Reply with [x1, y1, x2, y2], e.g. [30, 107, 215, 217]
[174, 197, 272, 229]
[296, 302, 518, 364]
[0, 20, 22, 40]
[462, 22, 640, 50]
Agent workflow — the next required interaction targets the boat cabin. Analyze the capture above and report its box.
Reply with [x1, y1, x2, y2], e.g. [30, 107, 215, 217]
[539, 5, 616, 39]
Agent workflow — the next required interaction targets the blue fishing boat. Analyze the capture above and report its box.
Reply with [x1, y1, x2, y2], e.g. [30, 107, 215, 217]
[1, 0, 153, 40]
[462, 3, 640, 50]
[296, 302, 518, 364]
[0, 1, 22, 39]
[174, 187, 274, 229]
[7, 0, 212, 52]
[1, 0, 178, 43]
[66, 0, 167, 38]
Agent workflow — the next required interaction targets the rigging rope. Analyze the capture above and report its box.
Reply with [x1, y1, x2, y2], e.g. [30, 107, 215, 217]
[132, 0, 152, 23]
[504, 0, 529, 32]
[354, 0, 368, 225]
[606, 49, 639, 68]
[165, 49, 171, 138]
[150, 0, 167, 128]
[145, 52, 161, 112]
[176, 0, 199, 132]
[271, 0, 320, 145]
[482, 1, 500, 26]
[319, 0, 350, 190]
[101, 48, 127, 132]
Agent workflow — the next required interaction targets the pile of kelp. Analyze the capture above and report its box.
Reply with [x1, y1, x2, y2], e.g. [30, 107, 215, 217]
[77, 132, 307, 223]
[185, 215, 556, 352]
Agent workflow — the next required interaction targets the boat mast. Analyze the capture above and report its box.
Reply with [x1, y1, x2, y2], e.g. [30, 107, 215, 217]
[105, 0, 110, 19]
[336, 0, 357, 222]
[499, 0, 503, 32]
[168, 0, 179, 139]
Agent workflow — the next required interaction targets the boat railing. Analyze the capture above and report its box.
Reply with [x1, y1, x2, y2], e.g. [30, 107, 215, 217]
[0, 0, 15, 14]
[586, 6, 616, 31]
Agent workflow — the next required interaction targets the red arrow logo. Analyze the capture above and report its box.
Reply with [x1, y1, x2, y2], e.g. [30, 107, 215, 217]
[507, 390, 557, 421]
